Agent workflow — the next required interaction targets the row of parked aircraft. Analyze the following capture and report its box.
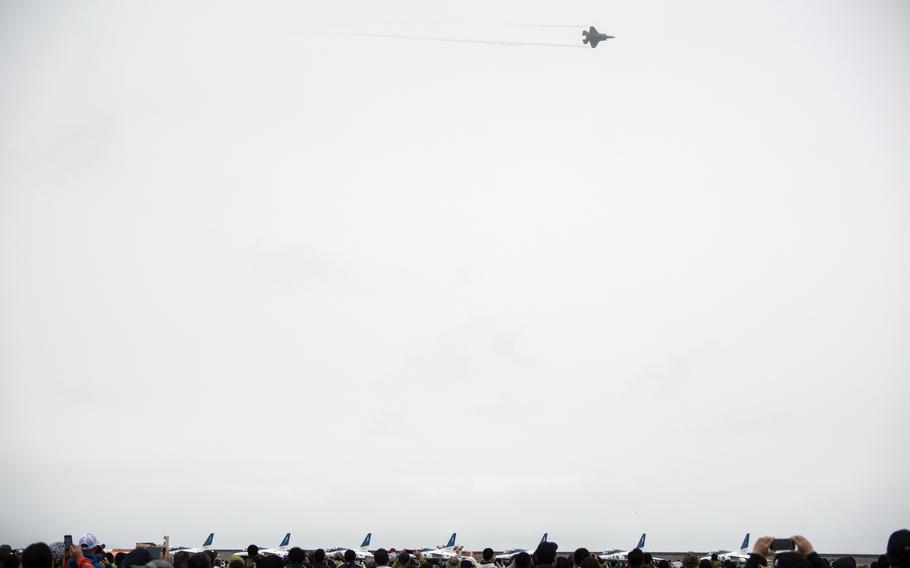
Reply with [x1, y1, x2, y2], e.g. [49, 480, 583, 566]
[168, 532, 752, 566]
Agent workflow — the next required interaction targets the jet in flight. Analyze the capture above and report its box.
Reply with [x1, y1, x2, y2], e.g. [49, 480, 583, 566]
[700, 534, 751, 566]
[599, 534, 647, 564]
[419, 534, 460, 562]
[582, 26, 614, 48]
[325, 533, 374, 562]
[169, 533, 214, 555]
[495, 533, 549, 565]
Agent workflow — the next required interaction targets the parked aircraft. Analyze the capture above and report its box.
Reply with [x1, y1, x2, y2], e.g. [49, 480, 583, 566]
[700, 534, 751, 566]
[495, 534, 549, 565]
[326, 533, 374, 562]
[420, 534, 460, 562]
[169, 533, 214, 555]
[599, 534, 647, 564]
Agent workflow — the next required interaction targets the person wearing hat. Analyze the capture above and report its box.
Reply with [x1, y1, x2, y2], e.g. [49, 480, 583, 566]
[68, 544, 101, 568]
[69, 535, 104, 568]
[888, 530, 910, 568]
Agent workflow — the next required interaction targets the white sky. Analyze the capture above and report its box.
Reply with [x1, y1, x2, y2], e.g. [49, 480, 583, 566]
[1, 0, 908, 555]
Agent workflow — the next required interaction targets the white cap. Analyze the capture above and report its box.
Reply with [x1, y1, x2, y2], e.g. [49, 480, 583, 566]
[79, 534, 103, 549]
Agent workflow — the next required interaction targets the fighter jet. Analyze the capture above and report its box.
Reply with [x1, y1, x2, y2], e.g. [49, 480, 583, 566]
[582, 26, 614, 48]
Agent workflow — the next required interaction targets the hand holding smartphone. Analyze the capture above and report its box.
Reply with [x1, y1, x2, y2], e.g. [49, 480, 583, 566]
[770, 540, 794, 552]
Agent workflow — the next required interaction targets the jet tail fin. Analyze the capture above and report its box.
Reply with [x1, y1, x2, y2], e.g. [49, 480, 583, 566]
[280, 533, 291, 548]
[361, 533, 372, 549]
[740, 534, 750, 552]
[583, 37, 589, 44]
[637, 534, 646, 549]
[446, 534, 457, 548]
[203, 534, 214, 548]
[540, 533, 548, 545]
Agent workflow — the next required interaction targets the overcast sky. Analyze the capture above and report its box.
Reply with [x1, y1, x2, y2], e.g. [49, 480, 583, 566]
[1, 0, 908, 555]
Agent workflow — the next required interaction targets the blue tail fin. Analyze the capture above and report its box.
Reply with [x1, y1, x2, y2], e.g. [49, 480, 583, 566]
[203, 534, 214, 548]
[446, 534, 457, 548]
[280, 533, 291, 548]
[540, 533, 548, 545]
[740, 534, 750, 551]
[636, 534, 646, 549]
[361, 533, 372, 548]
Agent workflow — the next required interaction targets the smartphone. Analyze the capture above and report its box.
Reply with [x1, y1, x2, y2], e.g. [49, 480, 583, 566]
[770, 539, 794, 552]
[64, 535, 73, 566]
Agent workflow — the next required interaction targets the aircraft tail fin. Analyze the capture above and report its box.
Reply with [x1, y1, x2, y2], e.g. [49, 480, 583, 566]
[583, 37, 589, 44]
[740, 534, 750, 552]
[203, 534, 214, 548]
[446, 534, 457, 548]
[540, 533, 548, 545]
[280, 533, 291, 548]
[636, 534, 646, 549]
[361, 533, 372, 549]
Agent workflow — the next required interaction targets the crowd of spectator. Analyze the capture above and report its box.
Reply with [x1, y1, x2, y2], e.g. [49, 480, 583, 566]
[1, 530, 906, 568]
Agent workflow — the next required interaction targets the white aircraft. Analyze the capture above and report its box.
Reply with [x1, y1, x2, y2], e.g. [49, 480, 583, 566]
[495, 533, 548, 565]
[700, 534, 751, 566]
[325, 533, 374, 562]
[419, 534, 460, 562]
[236, 533, 292, 558]
[170, 533, 214, 555]
[599, 534, 647, 564]
[260, 533, 293, 558]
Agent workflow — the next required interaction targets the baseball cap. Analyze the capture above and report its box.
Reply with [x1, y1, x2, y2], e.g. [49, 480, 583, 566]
[888, 530, 910, 567]
[80, 535, 104, 550]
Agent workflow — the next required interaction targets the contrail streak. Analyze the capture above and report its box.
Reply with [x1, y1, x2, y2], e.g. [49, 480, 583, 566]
[447, 22, 585, 29]
[320, 32, 585, 49]
[366, 21, 585, 29]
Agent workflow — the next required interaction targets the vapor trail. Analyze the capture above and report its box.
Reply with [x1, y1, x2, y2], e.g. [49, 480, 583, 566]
[321, 32, 585, 49]
[446, 22, 585, 29]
